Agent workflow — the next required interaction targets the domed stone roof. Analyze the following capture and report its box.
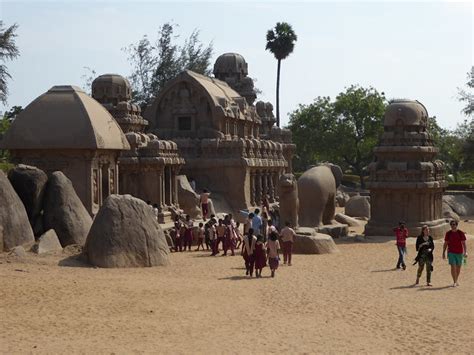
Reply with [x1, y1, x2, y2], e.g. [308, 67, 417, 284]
[213, 53, 248, 77]
[92, 74, 132, 102]
[0, 85, 130, 150]
[384, 100, 428, 127]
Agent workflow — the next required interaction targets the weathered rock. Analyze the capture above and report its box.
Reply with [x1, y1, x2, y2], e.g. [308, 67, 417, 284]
[317, 223, 349, 238]
[293, 228, 339, 254]
[43, 171, 92, 247]
[442, 201, 460, 222]
[335, 213, 361, 227]
[7, 165, 48, 234]
[10, 245, 27, 257]
[85, 194, 170, 268]
[177, 175, 201, 219]
[0, 170, 35, 250]
[443, 195, 474, 217]
[336, 190, 350, 207]
[31, 229, 63, 254]
[278, 173, 299, 227]
[345, 196, 371, 218]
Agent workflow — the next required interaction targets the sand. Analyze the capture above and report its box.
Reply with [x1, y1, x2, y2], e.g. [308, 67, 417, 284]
[1, 219, 473, 354]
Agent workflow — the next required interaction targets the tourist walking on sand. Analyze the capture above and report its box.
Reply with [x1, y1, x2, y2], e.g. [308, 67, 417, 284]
[267, 231, 281, 278]
[281, 221, 296, 266]
[200, 189, 210, 221]
[251, 208, 263, 235]
[216, 219, 226, 253]
[254, 235, 267, 278]
[414, 225, 434, 286]
[235, 222, 243, 249]
[173, 215, 183, 252]
[195, 222, 205, 251]
[443, 220, 468, 287]
[183, 215, 194, 251]
[242, 228, 257, 277]
[209, 219, 218, 256]
[394, 221, 409, 270]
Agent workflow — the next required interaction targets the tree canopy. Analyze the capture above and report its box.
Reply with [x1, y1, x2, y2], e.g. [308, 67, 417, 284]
[457, 66, 473, 117]
[0, 21, 20, 105]
[288, 85, 386, 188]
[124, 23, 213, 109]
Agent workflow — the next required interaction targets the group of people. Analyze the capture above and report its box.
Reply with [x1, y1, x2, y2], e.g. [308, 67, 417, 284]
[393, 220, 468, 287]
[169, 203, 296, 279]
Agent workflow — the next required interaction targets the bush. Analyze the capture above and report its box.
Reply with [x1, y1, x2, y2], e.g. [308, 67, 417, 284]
[0, 162, 13, 173]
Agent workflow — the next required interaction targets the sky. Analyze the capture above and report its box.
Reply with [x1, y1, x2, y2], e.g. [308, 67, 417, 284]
[0, 0, 472, 129]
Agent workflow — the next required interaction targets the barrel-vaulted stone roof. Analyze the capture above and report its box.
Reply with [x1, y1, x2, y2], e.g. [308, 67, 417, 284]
[0, 85, 130, 150]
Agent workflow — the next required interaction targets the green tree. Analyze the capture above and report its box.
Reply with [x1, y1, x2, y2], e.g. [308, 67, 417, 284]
[265, 22, 297, 127]
[0, 105, 22, 161]
[457, 66, 473, 117]
[124, 23, 213, 109]
[0, 21, 20, 105]
[288, 85, 386, 188]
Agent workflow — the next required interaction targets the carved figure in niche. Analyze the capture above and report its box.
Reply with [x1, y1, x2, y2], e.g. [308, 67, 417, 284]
[297, 164, 342, 227]
[109, 169, 115, 194]
[93, 169, 99, 205]
[278, 173, 299, 228]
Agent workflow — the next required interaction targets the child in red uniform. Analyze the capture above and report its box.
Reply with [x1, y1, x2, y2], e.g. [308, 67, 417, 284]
[443, 220, 468, 287]
[242, 228, 257, 277]
[394, 221, 409, 270]
[254, 235, 267, 278]
[195, 222, 205, 251]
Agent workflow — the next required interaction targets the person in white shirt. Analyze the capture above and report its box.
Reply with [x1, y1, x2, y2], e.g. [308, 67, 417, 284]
[280, 222, 296, 266]
[267, 231, 281, 278]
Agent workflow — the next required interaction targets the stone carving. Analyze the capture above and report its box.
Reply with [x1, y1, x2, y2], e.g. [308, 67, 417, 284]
[365, 100, 449, 238]
[278, 173, 299, 227]
[0, 170, 35, 251]
[442, 195, 474, 217]
[176, 175, 201, 219]
[85, 194, 170, 268]
[43, 171, 92, 247]
[297, 164, 343, 227]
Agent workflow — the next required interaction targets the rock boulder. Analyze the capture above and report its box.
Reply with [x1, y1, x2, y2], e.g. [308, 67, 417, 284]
[293, 228, 339, 254]
[8, 164, 48, 234]
[43, 172, 92, 247]
[345, 196, 371, 218]
[335, 213, 361, 227]
[443, 195, 474, 217]
[31, 229, 63, 254]
[0, 170, 35, 250]
[85, 194, 170, 268]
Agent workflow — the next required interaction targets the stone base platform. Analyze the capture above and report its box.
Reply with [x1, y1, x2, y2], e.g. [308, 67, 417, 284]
[364, 219, 450, 239]
[317, 223, 349, 238]
[293, 227, 339, 254]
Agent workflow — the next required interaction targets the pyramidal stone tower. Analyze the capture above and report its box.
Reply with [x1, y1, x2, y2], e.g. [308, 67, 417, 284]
[364, 99, 449, 239]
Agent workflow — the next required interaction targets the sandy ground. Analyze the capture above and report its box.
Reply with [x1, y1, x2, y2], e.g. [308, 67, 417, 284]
[1, 219, 473, 354]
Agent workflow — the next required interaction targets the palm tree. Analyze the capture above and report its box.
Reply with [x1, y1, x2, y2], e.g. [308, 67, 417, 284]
[0, 21, 20, 105]
[265, 22, 297, 127]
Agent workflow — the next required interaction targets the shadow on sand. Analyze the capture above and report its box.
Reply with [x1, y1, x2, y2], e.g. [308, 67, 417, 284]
[58, 254, 92, 268]
[417, 285, 454, 291]
[218, 275, 273, 281]
[371, 268, 398, 273]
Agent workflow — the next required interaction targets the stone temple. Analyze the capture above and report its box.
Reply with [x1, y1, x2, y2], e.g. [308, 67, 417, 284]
[144, 53, 295, 214]
[92, 74, 184, 222]
[364, 100, 449, 238]
[0, 86, 130, 215]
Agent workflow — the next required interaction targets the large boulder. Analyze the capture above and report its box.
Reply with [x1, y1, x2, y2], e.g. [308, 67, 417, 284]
[43, 172, 92, 247]
[335, 213, 361, 227]
[345, 196, 370, 218]
[442, 201, 460, 222]
[31, 229, 63, 254]
[7, 165, 48, 235]
[0, 170, 35, 251]
[177, 175, 201, 219]
[443, 195, 474, 217]
[85, 194, 170, 268]
[293, 228, 339, 254]
[335, 189, 350, 207]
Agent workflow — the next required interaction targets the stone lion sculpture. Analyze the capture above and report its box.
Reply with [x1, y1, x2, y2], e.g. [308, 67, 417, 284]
[278, 173, 299, 227]
[297, 163, 343, 227]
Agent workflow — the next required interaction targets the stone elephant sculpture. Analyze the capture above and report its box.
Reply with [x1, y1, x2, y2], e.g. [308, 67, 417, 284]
[278, 173, 299, 228]
[297, 164, 343, 227]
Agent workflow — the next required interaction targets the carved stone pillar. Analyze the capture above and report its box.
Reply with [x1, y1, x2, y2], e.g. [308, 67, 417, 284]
[268, 171, 275, 203]
[157, 169, 164, 210]
[262, 170, 268, 201]
[273, 172, 280, 201]
[255, 170, 262, 206]
[250, 170, 256, 206]
[172, 166, 179, 207]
